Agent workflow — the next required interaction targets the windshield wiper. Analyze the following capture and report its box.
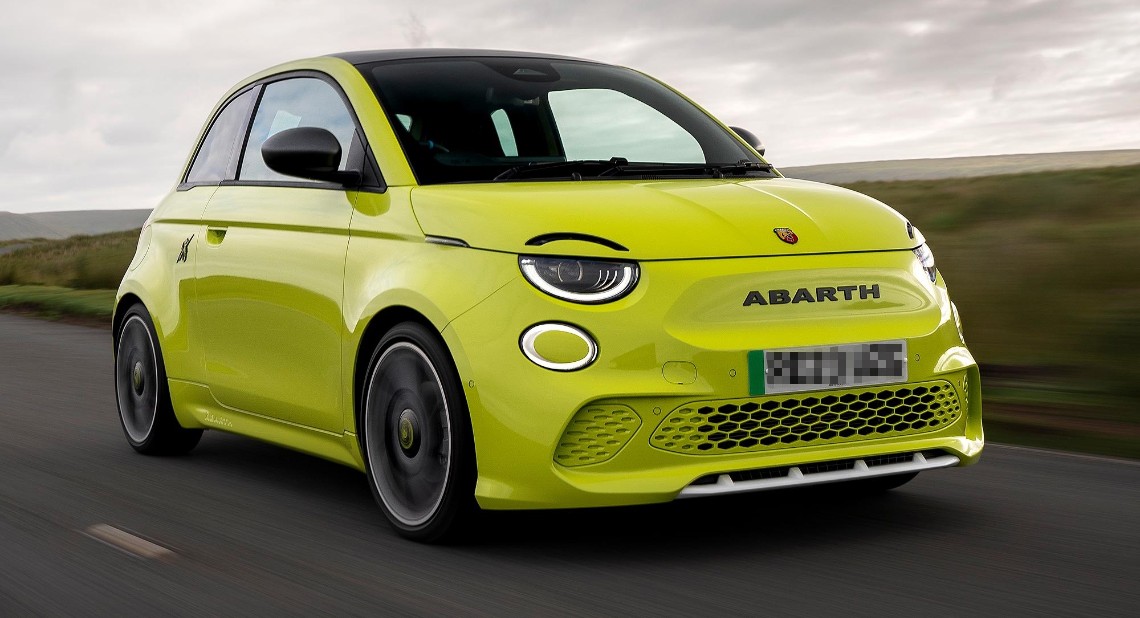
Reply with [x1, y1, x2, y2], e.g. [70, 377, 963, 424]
[588, 160, 774, 180]
[493, 158, 630, 181]
[709, 160, 775, 176]
[600, 160, 773, 178]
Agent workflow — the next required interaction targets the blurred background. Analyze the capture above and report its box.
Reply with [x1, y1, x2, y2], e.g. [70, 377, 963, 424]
[1, 0, 1138, 460]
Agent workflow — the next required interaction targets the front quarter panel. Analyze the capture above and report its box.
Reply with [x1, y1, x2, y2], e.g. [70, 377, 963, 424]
[342, 187, 521, 433]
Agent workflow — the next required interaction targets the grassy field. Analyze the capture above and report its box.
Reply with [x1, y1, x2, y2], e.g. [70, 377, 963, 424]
[2, 165, 1138, 457]
[0, 229, 139, 289]
[846, 164, 1140, 458]
[0, 229, 135, 324]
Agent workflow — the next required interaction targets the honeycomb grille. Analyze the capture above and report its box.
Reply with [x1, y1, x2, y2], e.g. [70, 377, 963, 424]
[651, 380, 961, 455]
[554, 404, 641, 467]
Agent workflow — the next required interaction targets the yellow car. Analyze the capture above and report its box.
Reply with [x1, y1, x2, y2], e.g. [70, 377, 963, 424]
[114, 49, 982, 542]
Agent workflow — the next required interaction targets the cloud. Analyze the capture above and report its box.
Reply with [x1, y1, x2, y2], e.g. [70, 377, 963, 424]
[0, 0, 1136, 212]
[402, 12, 432, 48]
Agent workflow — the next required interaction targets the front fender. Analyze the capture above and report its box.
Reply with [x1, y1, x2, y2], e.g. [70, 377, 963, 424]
[342, 188, 521, 439]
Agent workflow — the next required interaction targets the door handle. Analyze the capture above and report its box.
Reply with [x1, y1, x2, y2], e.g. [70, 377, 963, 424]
[206, 227, 228, 246]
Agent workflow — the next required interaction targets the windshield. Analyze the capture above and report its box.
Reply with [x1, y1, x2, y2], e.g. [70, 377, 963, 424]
[360, 57, 769, 184]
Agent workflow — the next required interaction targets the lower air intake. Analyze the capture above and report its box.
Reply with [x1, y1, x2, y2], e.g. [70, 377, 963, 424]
[554, 404, 641, 467]
[651, 380, 962, 455]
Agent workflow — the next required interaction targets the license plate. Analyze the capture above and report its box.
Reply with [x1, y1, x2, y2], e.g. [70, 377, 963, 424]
[747, 341, 908, 395]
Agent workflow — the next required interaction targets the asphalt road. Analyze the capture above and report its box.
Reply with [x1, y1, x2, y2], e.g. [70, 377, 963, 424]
[1, 313, 1137, 616]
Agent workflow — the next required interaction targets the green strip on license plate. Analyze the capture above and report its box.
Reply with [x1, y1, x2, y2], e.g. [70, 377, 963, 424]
[747, 350, 766, 396]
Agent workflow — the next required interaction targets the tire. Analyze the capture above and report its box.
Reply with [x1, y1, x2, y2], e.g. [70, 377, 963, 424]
[361, 322, 476, 543]
[114, 304, 202, 455]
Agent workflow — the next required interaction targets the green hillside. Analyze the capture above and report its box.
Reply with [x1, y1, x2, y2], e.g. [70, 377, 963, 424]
[0, 209, 151, 242]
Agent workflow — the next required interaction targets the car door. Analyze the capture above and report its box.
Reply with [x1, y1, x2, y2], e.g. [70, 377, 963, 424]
[195, 75, 361, 432]
[156, 86, 258, 383]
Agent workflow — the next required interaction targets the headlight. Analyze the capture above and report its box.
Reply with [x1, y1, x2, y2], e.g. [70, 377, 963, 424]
[913, 243, 937, 282]
[519, 256, 639, 303]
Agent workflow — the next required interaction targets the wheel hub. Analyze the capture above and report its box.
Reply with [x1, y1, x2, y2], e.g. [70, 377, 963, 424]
[397, 408, 420, 456]
[131, 361, 145, 396]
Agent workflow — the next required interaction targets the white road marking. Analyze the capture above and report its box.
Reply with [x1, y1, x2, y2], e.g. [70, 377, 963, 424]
[83, 524, 174, 560]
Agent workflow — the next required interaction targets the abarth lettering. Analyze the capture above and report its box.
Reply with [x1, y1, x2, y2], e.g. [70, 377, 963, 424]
[743, 284, 881, 306]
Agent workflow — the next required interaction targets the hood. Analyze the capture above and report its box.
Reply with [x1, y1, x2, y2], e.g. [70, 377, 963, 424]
[409, 178, 916, 260]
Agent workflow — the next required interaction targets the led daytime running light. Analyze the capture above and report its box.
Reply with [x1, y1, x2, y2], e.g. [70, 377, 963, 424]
[519, 256, 639, 303]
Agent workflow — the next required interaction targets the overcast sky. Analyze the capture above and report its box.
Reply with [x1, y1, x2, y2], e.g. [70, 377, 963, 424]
[1, 0, 1137, 213]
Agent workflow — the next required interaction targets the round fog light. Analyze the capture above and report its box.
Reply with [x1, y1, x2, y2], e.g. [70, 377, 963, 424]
[519, 323, 598, 371]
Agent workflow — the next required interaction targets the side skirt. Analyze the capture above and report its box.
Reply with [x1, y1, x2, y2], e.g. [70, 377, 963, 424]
[167, 379, 365, 471]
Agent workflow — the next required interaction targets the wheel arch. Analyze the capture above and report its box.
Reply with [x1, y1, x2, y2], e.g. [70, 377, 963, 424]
[112, 293, 145, 345]
[352, 305, 441, 441]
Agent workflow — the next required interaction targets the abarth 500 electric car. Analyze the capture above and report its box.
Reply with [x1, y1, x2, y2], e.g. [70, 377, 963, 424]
[114, 49, 982, 542]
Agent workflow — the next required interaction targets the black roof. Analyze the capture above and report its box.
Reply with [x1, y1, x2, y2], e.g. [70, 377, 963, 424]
[329, 48, 593, 66]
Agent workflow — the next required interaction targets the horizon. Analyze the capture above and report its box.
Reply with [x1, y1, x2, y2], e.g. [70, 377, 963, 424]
[3, 146, 1138, 216]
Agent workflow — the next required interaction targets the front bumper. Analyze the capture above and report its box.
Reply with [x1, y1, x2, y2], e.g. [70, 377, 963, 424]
[442, 251, 983, 510]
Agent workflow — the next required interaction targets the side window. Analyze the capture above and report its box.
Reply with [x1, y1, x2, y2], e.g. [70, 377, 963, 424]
[548, 89, 703, 163]
[185, 88, 256, 184]
[239, 77, 358, 182]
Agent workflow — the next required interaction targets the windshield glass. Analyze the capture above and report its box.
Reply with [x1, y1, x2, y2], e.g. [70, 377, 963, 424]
[361, 58, 767, 184]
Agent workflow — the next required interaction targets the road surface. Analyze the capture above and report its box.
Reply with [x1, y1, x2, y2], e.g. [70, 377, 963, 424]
[0, 314, 1136, 615]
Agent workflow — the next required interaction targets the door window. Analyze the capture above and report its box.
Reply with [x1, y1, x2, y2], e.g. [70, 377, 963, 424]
[185, 88, 257, 183]
[239, 77, 358, 182]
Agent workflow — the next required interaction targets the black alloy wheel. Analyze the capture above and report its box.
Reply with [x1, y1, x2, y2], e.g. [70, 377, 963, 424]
[362, 322, 476, 543]
[114, 304, 202, 455]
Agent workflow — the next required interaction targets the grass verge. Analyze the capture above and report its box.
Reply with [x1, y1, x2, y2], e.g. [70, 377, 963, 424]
[0, 285, 114, 327]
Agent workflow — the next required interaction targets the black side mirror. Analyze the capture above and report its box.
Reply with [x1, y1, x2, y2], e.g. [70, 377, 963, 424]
[261, 127, 361, 185]
[729, 126, 765, 156]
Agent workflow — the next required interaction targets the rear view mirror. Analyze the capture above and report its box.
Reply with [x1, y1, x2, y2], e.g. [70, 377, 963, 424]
[261, 127, 361, 186]
[729, 126, 765, 156]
